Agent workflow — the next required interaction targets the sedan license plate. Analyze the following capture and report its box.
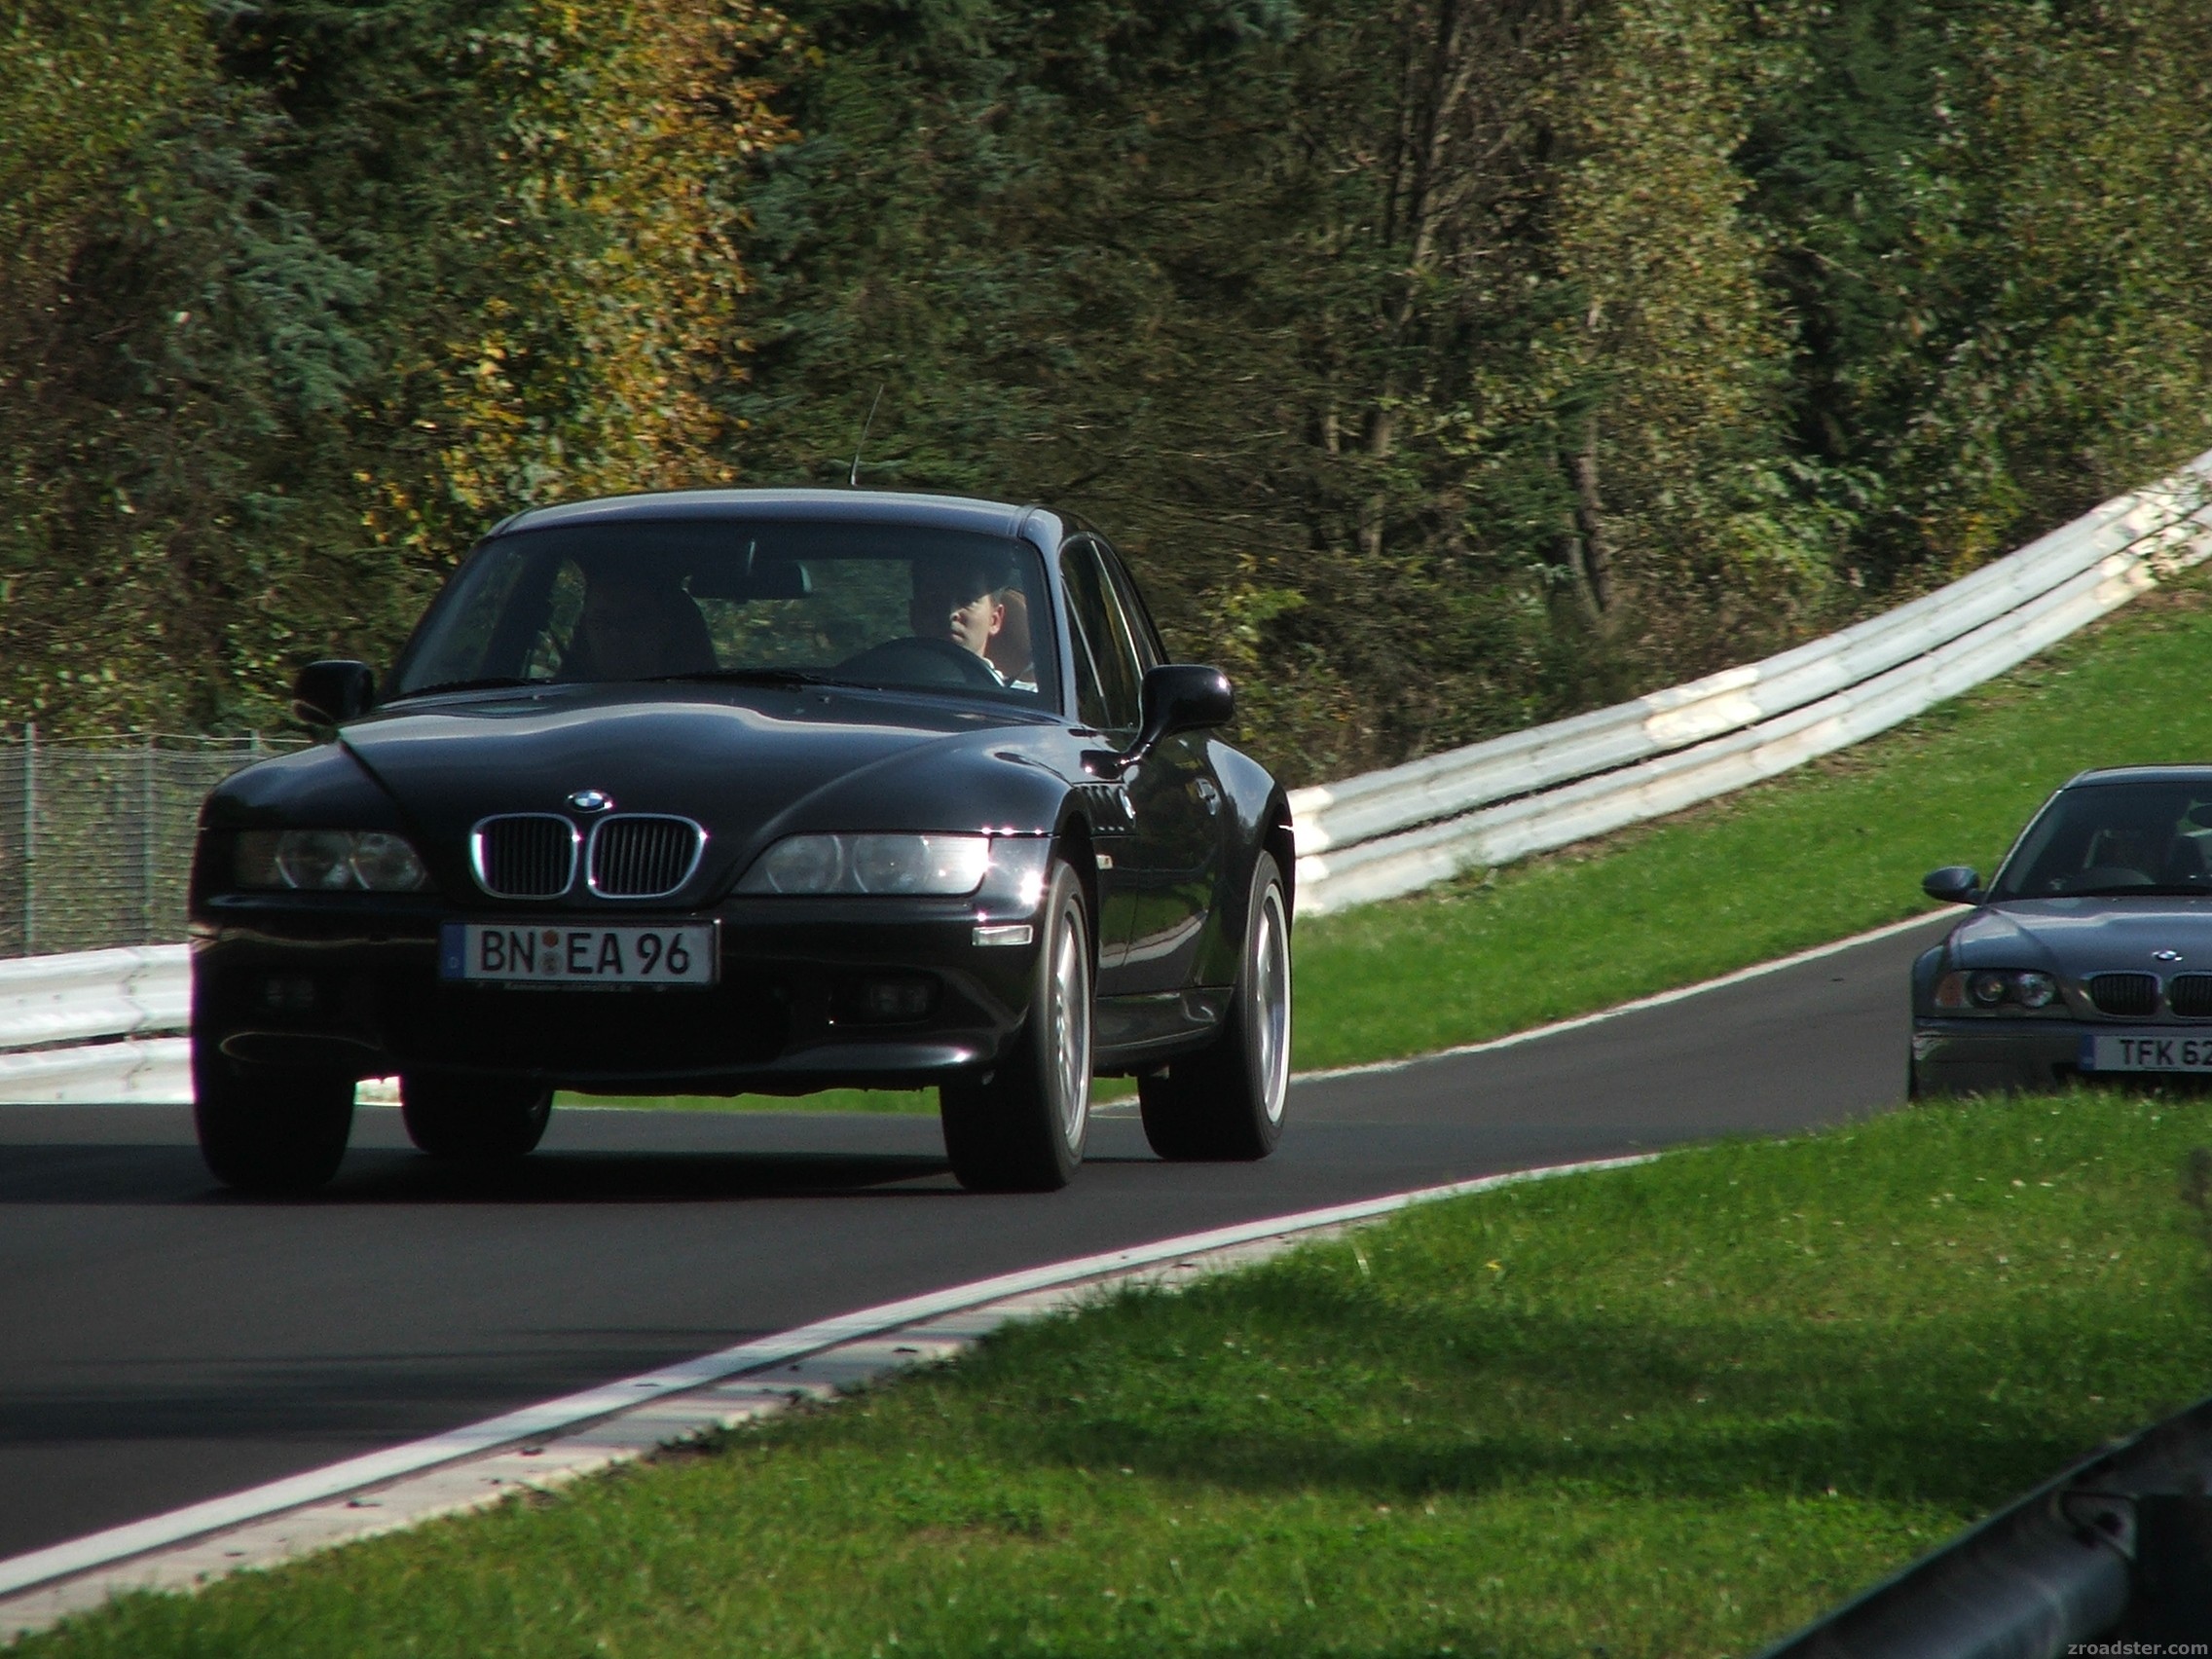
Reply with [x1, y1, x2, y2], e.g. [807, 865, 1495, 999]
[440, 922, 718, 986]
[2081, 1032, 2212, 1073]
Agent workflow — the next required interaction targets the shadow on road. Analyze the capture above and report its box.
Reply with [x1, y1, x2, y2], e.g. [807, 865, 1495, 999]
[0, 1143, 958, 1206]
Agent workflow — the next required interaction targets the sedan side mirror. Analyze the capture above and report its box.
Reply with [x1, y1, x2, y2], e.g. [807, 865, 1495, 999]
[292, 659, 377, 727]
[1120, 665, 1235, 769]
[1922, 866, 1983, 905]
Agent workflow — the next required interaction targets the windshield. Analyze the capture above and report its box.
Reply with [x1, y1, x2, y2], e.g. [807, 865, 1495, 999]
[388, 519, 1057, 708]
[1991, 782, 2212, 899]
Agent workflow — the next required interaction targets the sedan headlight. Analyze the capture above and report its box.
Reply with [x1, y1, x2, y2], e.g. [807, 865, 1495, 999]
[737, 833, 991, 896]
[1934, 969, 2060, 1012]
[235, 830, 429, 893]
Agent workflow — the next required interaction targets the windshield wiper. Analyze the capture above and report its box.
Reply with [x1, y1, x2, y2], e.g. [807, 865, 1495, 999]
[388, 676, 540, 700]
[643, 667, 843, 687]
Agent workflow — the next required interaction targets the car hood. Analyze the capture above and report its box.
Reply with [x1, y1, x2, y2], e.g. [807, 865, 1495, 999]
[1953, 899, 2212, 976]
[335, 684, 1069, 902]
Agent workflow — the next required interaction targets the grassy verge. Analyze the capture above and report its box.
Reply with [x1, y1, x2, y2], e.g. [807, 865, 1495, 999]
[27, 1089, 2211, 1657]
[1293, 572, 2212, 1070]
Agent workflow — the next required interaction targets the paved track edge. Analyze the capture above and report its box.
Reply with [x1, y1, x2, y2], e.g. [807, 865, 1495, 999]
[1295, 909, 1944, 1082]
[0, 1154, 1652, 1637]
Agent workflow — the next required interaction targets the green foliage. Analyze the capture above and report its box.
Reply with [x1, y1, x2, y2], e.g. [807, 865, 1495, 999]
[0, 0, 793, 734]
[3, 0, 2209, 779]
[1746, 0, 2212, 580]
[729, 0, 2212, 781]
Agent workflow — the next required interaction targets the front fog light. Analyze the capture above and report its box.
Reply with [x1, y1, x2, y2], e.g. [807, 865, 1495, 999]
[853, 976, 935, 1021]
[1968, 971, 2010, 1008]
[2014, 972, 2057, 1009]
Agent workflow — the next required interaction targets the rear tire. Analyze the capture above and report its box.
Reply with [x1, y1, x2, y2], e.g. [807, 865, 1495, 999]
[401, 1072, 552, 1162]
[1140, 853, 1291, 1161]
[941, 860, 1092, 1192]
[192, 1050, 355, 1196]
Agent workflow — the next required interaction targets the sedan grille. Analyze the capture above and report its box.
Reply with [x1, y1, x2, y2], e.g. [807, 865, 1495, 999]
[472, 815, 577, 899]
[2169, 975, 2212, 1017]
[589, 815, 705, 899]
[2089, 972, 2159, 1017]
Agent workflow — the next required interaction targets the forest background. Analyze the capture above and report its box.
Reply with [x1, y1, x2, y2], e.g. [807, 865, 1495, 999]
[4, 0, 2210, 788]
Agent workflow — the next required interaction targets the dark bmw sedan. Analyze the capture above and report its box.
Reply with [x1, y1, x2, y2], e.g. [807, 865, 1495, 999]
[189, 490, 1296, 1194]
[1912, 765, 2212, 1094]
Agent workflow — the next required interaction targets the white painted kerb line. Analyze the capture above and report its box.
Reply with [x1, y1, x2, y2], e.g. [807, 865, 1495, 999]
[0, 1154, 1646, 1602]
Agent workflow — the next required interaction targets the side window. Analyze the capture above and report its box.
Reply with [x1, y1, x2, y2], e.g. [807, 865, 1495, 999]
[1096, 545, 1164, 671]
[1061, 540, 1143, 734]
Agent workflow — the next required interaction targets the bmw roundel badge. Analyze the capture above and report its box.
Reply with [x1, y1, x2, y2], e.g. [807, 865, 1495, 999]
[568, 789, 612, 813]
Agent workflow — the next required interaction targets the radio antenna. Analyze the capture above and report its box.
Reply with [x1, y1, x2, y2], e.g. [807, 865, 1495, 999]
[848, 384, 886, 488]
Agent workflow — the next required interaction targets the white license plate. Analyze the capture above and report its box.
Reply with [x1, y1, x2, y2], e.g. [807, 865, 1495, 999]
[439, 922, 717, 986]
[2082, 1031, 2212, 1073]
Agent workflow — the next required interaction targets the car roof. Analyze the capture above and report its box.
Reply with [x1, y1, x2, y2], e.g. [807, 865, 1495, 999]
[489, 487, 1048, 542]
[2063, 764, 2212, 789]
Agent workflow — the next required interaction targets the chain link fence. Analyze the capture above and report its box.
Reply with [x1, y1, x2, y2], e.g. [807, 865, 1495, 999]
[0, 728, 303, 956]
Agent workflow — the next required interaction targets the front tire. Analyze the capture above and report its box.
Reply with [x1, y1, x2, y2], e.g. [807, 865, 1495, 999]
[401, 1072, 552, 1162]
[940, 860, 1093, 1192]
[1140, 852, 1291, 1161]
[192, 1050, 355, 1196]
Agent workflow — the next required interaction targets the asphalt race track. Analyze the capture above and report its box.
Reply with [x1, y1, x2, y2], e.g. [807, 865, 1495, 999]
[0, 917, 1944, 1565]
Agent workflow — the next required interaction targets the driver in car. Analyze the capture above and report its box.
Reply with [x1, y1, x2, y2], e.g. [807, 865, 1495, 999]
[909, 553, 1007, 658]
[908, 552, 1034, 690]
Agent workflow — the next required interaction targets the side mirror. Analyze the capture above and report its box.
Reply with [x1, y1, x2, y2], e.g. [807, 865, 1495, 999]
[292, 660, 377, 727]
[1922, 866, 1982, 905]
[1120, 665, 1235, 769]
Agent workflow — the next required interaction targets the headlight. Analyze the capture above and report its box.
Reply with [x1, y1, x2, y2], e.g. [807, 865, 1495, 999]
[1934, 969, 2061, 1012]
[737, 833, 992, 896]
[236, 830, 429, 892]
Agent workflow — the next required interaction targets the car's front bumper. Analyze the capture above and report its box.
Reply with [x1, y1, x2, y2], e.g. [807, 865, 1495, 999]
[1911, 1018, 2082, 1094]
[190, 894, 1045, 1093]
[1911, 1015, 2212, 1094]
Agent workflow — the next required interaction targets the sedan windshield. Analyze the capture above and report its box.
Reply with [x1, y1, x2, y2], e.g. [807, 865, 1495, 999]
[1992, 782, 2212, 899]
[388, 520, 1057, 707]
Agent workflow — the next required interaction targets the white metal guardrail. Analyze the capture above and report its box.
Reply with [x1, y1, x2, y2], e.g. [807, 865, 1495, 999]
[0, 448, 2208, 1098]
[0, 945, 191, 1104]
[1291, 448, 2212, 913]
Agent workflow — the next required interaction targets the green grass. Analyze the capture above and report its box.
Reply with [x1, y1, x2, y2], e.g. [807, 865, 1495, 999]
[1292, 574, 2212, 1070]
[27, 1089, 2212, 1657]
[584, 573, 2212, 1111]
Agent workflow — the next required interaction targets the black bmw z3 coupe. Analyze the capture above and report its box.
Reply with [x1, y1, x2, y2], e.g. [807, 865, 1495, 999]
[1913, 765, 2212, 1094]
[188, 490, 1296, 1195]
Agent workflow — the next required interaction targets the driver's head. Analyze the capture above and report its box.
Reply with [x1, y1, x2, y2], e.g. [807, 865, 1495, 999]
[909, 551, 1008, 657]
